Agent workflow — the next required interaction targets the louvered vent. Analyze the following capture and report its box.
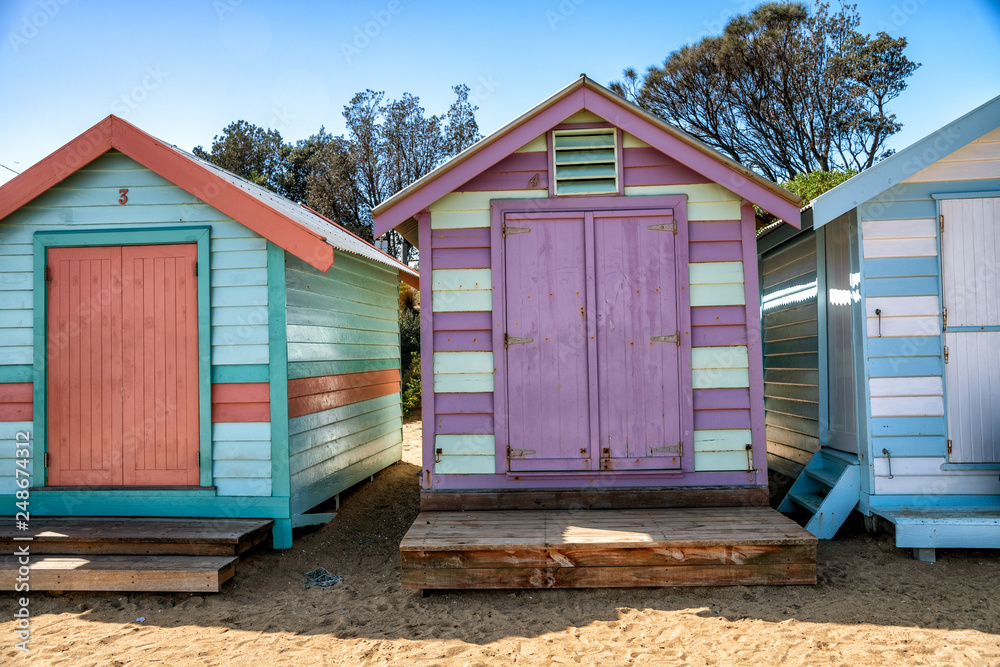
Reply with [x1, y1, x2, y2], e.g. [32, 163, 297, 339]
[552, 129, 619, 195]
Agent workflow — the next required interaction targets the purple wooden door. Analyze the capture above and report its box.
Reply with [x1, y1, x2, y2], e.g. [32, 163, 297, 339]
[503, 208, 683, 473]
[594, 211, 681, 470]
[505, 212, 594, 471]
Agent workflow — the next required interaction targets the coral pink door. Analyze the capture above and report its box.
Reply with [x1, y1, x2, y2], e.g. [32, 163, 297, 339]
[47, 244, 200, 486]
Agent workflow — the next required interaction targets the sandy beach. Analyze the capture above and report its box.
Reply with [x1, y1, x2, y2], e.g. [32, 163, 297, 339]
[2, 419, 998, 666]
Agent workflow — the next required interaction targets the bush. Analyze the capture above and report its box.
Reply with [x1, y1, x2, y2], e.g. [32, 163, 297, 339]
[402, 352, 421, 418]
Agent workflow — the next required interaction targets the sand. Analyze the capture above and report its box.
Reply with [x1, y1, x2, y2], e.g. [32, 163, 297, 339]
[2, 419, 999, 666]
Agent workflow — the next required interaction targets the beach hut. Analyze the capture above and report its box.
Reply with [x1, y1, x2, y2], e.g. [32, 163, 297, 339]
[758, 95, 1000, 561]
[0, 115, 417, 562]
[373, 76, 817, 590]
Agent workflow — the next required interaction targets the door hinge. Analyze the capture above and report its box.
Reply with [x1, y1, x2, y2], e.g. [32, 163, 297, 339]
[194, 262, 198, 277]
[44, 452, 50, 467]
[651, 443, 681, 455]
[508, 447, 536, 458]
[940, 213, 945, 232]
[944, 346, 949, 364]
[943, 306, 947, 330]
[647, 221, 676, 234]
[504, 333, 533, 349]
[196, 451, 200, 466]
[502, 223, 531, 238]
[44, 266, 52, 282]
[947, 439, 953, 455]
[650, 332, 680, 345]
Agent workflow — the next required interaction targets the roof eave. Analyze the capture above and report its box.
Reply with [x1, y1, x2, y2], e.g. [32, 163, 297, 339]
[372, 76, 802, 236]
[811, 94, 1000, 229]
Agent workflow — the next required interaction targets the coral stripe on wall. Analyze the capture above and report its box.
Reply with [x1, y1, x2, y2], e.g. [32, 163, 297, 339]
[211, 383, 271, 423]
[287, 369, 401, 419]
[0, 383, 32, 421]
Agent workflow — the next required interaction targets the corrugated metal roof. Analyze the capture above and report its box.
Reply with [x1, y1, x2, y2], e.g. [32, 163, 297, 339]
[169, 144, 418, 278]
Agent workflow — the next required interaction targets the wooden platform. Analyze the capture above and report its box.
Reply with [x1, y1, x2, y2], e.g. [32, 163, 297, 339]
[0, 517, 272, 592]
[401, 507, 817, 590]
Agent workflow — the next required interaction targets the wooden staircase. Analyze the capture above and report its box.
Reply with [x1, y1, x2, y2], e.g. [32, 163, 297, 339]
[779, 448, 861, 539]
[0, 517, 272, 592]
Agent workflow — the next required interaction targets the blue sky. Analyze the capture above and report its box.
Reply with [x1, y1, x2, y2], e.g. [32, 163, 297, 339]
[0, 0, 998, 187]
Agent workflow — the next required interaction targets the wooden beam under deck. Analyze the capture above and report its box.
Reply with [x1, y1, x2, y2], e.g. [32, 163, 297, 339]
[401, 507, 816, 590]
[419, 486, 770, 512]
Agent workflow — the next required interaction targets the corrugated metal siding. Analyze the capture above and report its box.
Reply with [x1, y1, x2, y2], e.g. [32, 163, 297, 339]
[824, 215, 859, 454]
[285, 252, 403, 505]
[761, 232, 819, 478]
[941, 197, 1000, 463]
[0, 151, 272, 495]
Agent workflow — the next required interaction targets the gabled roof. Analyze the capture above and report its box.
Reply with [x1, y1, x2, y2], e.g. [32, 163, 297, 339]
[0, 115, 418, 285]
[811, 94, 1000, 229]
[373, 76, 802, 239]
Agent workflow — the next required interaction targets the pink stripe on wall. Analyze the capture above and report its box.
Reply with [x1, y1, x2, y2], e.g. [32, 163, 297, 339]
[431, 228, 491, 248]
[433, 331, 492, 351]
[432, 247, 491, 269]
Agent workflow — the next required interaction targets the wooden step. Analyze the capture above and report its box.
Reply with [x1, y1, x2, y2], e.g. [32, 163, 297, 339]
[804, 466, 840, 488]
[788, 490, 825, 514]
[401, 507, 817, 590]
[0, 555, 238, 592]
[0, 518, 273, 556]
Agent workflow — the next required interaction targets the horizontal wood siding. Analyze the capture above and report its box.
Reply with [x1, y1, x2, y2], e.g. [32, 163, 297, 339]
[0, 151, 271, 494]
[0, 421, 33, 495]
[212, 422, 271, 496]
[0, 383, 32, 421]
[903, 127, 1000, 184]
[284, 252, 403, 507]
[211, 383, 270, 422]
[861, 214, 946, 477]
[760, 232, 819, 478]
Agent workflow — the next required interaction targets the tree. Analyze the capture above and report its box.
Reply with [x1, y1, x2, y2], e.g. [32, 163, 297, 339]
[192, 85, 481, 264]
[610, 2, 919, 181]
[192, 120, 287, 190]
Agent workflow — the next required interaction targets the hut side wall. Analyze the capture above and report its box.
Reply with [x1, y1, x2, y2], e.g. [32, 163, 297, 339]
[760, 231, 820, 478]
[284, 252, 403, 514]
[425, 125, 762, 489]
[0, 151, 273, 497]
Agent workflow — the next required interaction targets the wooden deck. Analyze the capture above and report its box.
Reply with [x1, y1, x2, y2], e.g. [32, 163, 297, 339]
[401, 507, 817, 590]
[0, 517, 272, 592]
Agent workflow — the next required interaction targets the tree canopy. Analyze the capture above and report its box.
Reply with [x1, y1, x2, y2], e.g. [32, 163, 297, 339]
[192, 84, 481, 264]
[610, 2, 919, 181]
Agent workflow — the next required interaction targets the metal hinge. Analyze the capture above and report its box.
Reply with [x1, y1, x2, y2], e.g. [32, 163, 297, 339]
[947, 439, 953, 455]
[44, 266, 52, 282]
[647, 221, 676, 234]
[44, 452, 50, 467]
[651, 443, 681, 455]
[650, 332, 680, 345]
[508, 447, 536, 457]
[943, 307, 947, 330]
[504, 333, 533, 349]
[194, 262, 199, 277]
[944, 346, 949, 364]
[940, 214, 945, 232]
[502, 223, 531, 238]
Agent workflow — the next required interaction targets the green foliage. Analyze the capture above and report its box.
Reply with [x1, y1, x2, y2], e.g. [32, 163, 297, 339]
[398, 283, 421, 418]
[192, 120, 286, 190]
[401, 352, 422, 418]
[781, 169, 857, 204]
[192, 84, 481, 264]
[610, 2, 919, 181]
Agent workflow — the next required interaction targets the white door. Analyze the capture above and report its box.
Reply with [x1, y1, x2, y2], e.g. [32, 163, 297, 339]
[941, 197, 1000, 463]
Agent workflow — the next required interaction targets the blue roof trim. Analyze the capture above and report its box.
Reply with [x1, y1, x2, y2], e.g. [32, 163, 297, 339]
[812, 94, 1000, 229]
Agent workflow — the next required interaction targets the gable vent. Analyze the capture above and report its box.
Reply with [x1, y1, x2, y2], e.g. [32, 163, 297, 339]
[552, 128, 619, 195]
